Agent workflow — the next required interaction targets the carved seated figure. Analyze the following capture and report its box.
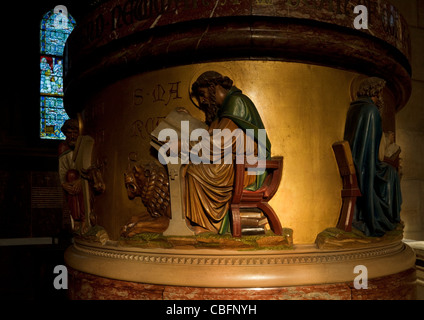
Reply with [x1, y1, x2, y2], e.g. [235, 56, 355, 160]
[183, 71, 281, 236]
[339, 77, 402, 237]
[122, 71, 283, 238]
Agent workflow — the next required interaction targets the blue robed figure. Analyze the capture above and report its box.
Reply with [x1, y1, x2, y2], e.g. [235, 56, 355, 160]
[343, 78, 402, 237]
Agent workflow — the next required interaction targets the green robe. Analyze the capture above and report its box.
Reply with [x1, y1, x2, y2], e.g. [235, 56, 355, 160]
[218, 86, 271, 190]
[219, 87, 271, 158]
[344, 97, 402, 237]
[185, 86, 271, 233]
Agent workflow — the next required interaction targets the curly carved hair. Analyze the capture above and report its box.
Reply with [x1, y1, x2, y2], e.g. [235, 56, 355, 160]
[125, 163, 171, 219]
[357, 77, 386, 98]
[191, 71, 234, 125]
[191, 71, 233, 97]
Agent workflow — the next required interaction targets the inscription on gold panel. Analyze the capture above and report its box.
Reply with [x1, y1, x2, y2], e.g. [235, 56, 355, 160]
[131, 81, 185, 140]
[130, 77, 193, 136]
[133, 81, 182, 107]
[129, 118, 166, 140]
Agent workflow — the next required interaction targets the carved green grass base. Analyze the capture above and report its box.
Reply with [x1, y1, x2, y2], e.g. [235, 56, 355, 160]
[119, 229, 294, 251]
[315, 224, 405, 250]
[78, 225, 109, 245]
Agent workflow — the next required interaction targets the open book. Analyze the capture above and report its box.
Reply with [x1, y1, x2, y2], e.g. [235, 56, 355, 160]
[149, 108, 208, 236]
[150, 108, 208, 152]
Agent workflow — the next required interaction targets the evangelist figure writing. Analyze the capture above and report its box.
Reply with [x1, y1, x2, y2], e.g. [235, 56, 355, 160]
[181, 71, 271, 235]
[344, 77, 402, 237]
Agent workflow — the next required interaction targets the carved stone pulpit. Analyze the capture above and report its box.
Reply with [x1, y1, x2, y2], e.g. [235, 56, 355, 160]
[63, 0, 417, 300]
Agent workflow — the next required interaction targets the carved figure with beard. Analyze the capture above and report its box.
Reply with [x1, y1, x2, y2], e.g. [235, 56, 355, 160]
[58, 119, 87, 233]
[343, 77, 402, 237]
[184, 71, 271, 235]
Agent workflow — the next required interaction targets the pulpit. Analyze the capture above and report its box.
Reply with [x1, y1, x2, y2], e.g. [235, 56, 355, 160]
[63, 0, 416, 300]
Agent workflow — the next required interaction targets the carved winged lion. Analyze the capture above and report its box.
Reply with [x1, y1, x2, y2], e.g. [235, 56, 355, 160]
[122, 162, 171, 237]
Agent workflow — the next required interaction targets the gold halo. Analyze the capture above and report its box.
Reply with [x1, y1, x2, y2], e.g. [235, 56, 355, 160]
[188, 64, 236, 108]
[77, 112, 84, 135]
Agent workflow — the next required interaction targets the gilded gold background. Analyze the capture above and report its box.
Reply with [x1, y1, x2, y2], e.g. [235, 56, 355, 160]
[83, 61, 360, 244]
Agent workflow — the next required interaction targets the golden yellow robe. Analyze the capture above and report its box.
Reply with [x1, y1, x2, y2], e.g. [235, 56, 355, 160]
[184, 118, 256, 232]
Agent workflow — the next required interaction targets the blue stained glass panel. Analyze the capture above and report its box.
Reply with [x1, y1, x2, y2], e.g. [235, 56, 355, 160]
[40, 11, 76, 56]
[40, 97, 69, 140]
[40, 6, 75, 140]
[40, 56, 64, 96]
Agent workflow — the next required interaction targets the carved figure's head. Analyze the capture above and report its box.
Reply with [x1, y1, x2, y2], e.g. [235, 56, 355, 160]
[357, 77, 386, 110]
[191, 71, 233, 125]
[124, 165, 145, 200]
[61, 119, 79, 149]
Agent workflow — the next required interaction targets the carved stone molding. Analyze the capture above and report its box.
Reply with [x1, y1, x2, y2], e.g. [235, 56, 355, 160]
[72, 240, 402, 266]
[65, 239, 416, 288]
[65, 0, 412, 117]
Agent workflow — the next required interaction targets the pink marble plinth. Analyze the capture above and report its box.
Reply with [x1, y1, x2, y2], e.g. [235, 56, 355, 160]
[67, 267, 416, 300]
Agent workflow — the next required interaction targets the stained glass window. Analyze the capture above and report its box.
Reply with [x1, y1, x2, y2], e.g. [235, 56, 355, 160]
[40, 6, 76, 140]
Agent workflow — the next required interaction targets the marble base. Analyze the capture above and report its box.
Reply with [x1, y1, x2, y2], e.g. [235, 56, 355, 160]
[65, 239, 417, 300]
[67, 267, 416, 300]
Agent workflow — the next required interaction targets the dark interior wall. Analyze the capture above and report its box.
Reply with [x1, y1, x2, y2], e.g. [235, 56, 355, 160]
[0, 1, 93, 301]
[0, 1, 89, 238]
[2, 0, 88, 150]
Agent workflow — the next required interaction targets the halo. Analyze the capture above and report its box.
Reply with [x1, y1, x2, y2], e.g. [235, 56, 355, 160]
[349, 74, 368, 101]
[77, 112, 84, 135]
[188, 64, 236, 109]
